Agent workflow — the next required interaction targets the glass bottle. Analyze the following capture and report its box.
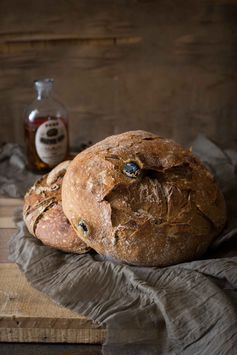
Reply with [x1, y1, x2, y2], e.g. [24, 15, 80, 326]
[24, 79, 69, 173]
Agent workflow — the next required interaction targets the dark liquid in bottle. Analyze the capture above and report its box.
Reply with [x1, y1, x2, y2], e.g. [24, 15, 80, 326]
[24, 116, 69, 173]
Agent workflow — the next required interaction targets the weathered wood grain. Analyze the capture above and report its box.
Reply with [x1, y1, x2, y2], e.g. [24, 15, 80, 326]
[0, 217, 16, 229]
[0, 264, 106, 343]
[0, 199, 22, 262]
[0, 196, 106, 344]
[0, 198, 22, 229]
[0, 0, 236, 150]
[0, 198, 23, 206]
[0, 343, 102, 354]
[0, 229, 16, 262]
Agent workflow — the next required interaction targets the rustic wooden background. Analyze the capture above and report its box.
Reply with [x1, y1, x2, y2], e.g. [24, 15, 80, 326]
[0, 0, 236, 150]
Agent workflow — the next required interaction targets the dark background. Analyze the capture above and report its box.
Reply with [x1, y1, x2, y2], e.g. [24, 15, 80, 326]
[0, 0, 236, 149]
[0, 2, 236, 353]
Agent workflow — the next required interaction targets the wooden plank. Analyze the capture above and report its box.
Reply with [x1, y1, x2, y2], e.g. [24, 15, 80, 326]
[0, 229, 16, 263]
[0, 263, 106, 343]
[0, 343, 102, 354]
[0, 0, 236, 150]
[0, 0, 135, 39]
[0, 218, 16, 229]
[0, 198, 23, 207]
[0, 198, 22, 229]
[0, 197, 105, 344]
[0, 198, 21, 262]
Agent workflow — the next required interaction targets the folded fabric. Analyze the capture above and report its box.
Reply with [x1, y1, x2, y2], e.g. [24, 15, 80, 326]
[0, 143, 40, 197]
[6, 135, 237, 354]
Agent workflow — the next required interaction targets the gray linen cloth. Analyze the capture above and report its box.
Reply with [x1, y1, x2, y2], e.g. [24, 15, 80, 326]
[0, 143, 40, 197]
[5, 135, 237, 355]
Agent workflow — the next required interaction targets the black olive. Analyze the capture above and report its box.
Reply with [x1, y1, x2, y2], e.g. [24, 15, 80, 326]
[123, 161, 140, 178]
[78, 220, 89, 236]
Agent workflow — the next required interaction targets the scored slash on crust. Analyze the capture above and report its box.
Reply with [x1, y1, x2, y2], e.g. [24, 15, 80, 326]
[23, 161, 91, 254]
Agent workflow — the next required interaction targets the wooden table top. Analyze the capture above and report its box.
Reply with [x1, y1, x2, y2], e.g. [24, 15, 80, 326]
[0, 197, 106, 346]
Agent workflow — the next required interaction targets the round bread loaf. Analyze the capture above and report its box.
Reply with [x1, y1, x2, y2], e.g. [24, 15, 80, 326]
[62, 130, 227, 266]
[23, 161, 90, 254]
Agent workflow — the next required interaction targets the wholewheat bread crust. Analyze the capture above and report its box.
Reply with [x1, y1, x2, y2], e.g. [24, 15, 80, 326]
[62, 130, 227, 266]
[23, 161, 90, 254]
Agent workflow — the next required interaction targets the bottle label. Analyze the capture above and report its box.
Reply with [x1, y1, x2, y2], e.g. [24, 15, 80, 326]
[35, 118, 67, 166]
